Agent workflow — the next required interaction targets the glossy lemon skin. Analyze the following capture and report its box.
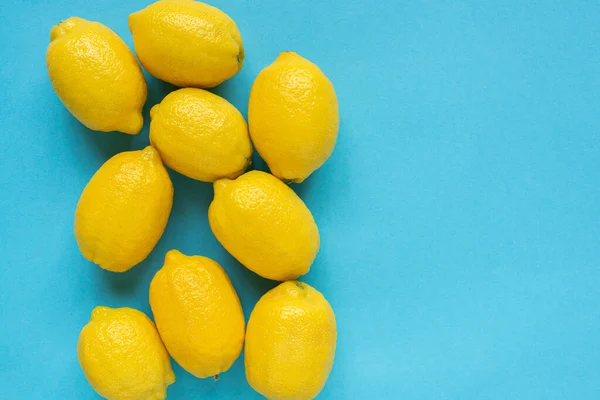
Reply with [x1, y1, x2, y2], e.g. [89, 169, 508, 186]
[150, 250, 245, 378]
[248, 52, 339, 182]
[150, 88, 252, 182]
[78, 306, 175, 400]
[74, 147, 173, 272]
[208, 170, 320, 281]
[47, 17, 147, 134]
[245, 281, 337, 400]
[129, 0, 244, 88]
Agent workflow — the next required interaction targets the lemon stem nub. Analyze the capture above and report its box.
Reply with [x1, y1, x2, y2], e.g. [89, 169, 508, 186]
[214, 374, 220, 381]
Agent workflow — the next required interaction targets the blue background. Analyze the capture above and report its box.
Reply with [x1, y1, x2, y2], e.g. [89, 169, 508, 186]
[1, 0, 599, 398]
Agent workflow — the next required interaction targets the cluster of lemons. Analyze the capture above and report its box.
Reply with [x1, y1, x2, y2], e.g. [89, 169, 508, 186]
[47, 1, 339, 399]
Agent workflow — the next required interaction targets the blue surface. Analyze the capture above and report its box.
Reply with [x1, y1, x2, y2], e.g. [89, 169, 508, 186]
[1, 0, 599, 399]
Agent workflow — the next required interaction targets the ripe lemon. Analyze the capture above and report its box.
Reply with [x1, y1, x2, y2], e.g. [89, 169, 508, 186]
[78, 306, 175, 400]
[208, 170, 319, 281]
[75, 147, 173, 272]
[149, 250, 245, 378]
[248, 52, 339, 182]
[150, 88, 252, 182]
[129, 0, 244, 88]
[245, 281, 337, 399]
[47, 17, 147, 134]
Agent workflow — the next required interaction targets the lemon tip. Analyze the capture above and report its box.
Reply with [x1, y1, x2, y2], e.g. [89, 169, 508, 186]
[120, 113, 144, 135]
[141, 146, 161, 161]
[165, 249, 184, 262]
[91, 306, 111, 320]
[150, 104, 159, 120]
[213, 178, 232, 195]
[127, 12, 140, 33]
[278, 51, 299, 61]
[166, 368, 176, 385]
[50, 16, 84, 42]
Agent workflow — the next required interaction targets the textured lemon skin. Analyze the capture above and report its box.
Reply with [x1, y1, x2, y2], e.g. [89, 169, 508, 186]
[150, 88, 252, 182]
[245, 282, 337, 400]
[74, 147, 173, 272]
[129, 0, 244, 88]
[46, 17, 147, 134]
[78, 307, 175, 400]
[208, 171, 319, 281]
[150, 250, 245, 378]
[248, 52, 339, 182]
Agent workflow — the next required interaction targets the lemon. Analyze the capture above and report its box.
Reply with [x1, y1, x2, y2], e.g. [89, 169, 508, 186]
[129, 0, 244, 88]
[248, 52, 339, 182]
[245, 281, 337, 399]
[75, 147, 173, 272]
[150, 250, 245, 378]
[209, 170, 319, 281]
[78, 306, 175, 400]
[149, 88, 252, 182]
[47, 17, 147, 135]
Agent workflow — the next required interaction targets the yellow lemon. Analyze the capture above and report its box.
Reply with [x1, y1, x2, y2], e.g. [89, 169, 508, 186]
[209, 170, 319, 281]
[47, 17, 147, 134]
[150, 250, 245, 378]
[248, 52, 339, 182]
[78, 306, 175, 400]
[129, 0, 244, 88]
[75, 147, 173, 272]
[245, 281, 337, 400]
[150, 88, 252, 182]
